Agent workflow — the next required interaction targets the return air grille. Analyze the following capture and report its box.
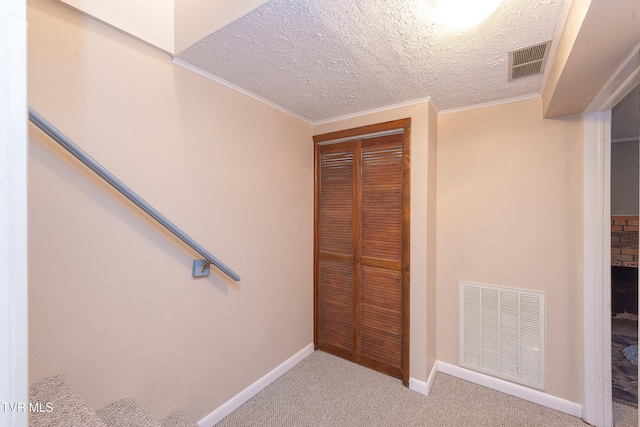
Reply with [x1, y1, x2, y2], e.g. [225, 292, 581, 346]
[508, 41, 551, 81]
[459, 281, 546, 390]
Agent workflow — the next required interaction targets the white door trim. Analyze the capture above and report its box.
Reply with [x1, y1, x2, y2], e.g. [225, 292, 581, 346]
[586, 43, 640, 114]
[1, 1, 28, 426]
[582, 39, 639, 427]
[582, 111, 613, 427]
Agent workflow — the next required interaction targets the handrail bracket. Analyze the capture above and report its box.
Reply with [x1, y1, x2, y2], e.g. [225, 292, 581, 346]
[192, 260, 211, 277]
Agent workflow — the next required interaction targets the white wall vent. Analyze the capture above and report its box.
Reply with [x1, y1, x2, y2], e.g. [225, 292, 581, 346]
[508, 40, 551, 81]
[459, 281, 546, 390]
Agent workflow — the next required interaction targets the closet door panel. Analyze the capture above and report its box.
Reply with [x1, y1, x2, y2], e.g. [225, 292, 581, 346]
[359, 134, 404, 377]
[317, 143, 356, 358]
[318, 259, 353, 356]
[360, 265, 402, 376]
[361, 136, 403, 263]
[314, 119, 410, 385]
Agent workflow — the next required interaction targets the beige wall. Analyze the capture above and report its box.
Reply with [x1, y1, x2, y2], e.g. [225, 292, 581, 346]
[313, 101, 438, 383]
[436, 97, 583, 402]
[28, 0, 313, 420]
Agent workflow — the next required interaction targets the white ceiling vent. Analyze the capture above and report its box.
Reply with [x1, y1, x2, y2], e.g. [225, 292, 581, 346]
[508, 41, 551, 81]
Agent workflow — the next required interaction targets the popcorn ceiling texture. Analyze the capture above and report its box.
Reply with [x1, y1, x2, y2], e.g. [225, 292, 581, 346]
[176, 0, 564, 122]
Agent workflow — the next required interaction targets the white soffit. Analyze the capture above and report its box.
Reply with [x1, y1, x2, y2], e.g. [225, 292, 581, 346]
[59, 0, 175, 53]
[176, 0, 564, 122]
[58, 0, 268, 55]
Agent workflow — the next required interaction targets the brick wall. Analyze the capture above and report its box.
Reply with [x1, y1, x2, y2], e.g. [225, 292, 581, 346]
[611, 216, 639, 268]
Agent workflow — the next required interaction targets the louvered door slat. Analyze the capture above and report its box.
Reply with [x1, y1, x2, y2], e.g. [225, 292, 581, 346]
[318, 259, 353, 354]
[319, 148, 354, 256]
[360, 266, 402, 375]
[317, 144, 355, 358]
[361, 137, 403, 262]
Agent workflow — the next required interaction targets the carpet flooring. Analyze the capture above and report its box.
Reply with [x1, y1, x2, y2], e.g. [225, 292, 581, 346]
[28, 374, 199, 427]
[216, 351, 622, 427]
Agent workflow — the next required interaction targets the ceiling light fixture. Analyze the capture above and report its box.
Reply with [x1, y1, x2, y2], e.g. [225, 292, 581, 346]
[435, 0, 503, 30]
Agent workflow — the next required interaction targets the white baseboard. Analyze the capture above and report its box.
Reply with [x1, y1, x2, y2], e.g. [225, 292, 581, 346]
[197, 351, 582, 425]
[426, 360, 439, 394]
[198, 343, 315, 427]
[409, 377, 429, 396]
[409, 361, 439, 396]
[437, 362, 582, 418]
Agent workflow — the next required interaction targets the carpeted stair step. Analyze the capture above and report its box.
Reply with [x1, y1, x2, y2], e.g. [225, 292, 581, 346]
[96, 397, 162, 427]
[28, 374, 108, 427]
[160, 410, 200, 427]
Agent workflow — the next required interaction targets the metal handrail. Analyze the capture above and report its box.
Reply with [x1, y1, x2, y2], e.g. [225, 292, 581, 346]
[29, 107, 240, 282]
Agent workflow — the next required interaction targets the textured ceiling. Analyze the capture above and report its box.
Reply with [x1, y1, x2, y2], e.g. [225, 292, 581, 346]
[176, 0, 565, 123]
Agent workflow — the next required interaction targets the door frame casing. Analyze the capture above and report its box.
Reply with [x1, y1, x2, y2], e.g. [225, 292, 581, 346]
[582, 110, 613, 427]
[582, 42, 639, 427]
[1, 2, 28, 426]
[313, 118, 411, 385]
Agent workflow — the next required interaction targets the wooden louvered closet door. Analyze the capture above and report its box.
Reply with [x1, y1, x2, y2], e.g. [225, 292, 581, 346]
[314, 119, 410, 386]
